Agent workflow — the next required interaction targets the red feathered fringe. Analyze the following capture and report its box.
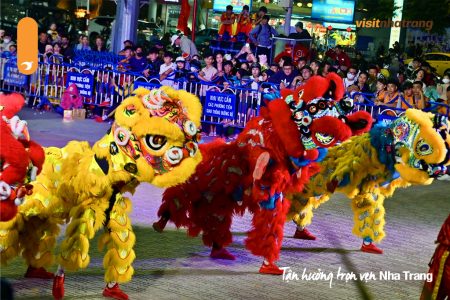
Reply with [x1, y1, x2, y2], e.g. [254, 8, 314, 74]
[19, 139, 45, 174]
[266, 100, 304, 157]
[245, 197, 291, 263]
[0, 123, 29, 184]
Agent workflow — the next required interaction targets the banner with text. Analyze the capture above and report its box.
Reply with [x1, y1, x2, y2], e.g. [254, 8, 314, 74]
[66, 72, 94, 98]
[3, 60, 28, 87]
[204, 91, 236, 119]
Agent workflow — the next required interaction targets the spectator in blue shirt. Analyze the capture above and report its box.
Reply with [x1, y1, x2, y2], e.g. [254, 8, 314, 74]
[249, 15, 277, 62]
[128, 46, 147, 73]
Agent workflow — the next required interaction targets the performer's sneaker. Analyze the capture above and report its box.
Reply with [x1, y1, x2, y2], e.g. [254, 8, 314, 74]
[293, 228, 317, 240]
[24, 266, 54, 279]
[103, 283, 129, 300]
[253, 152, 270, 180]
[361, 242, 383, 254]
[152, 217, 168, 233]
[52, 274, 65, 300]
[210, 247, 236, 260]
[259, 262, 284, 275]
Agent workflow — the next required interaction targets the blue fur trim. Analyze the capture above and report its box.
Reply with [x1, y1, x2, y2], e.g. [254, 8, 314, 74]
[316, 148, 328, 162]
[363, 236, 373, 243]
[370, 124, 396, 174]
[260, 192, 282, 210]
[338, 173, 351, 187]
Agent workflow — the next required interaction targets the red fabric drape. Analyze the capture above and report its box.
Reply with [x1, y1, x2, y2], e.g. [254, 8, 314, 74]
[177, 0, 191, 35]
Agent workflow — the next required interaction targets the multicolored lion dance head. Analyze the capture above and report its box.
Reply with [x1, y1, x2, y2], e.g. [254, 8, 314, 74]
[93, 86, 203, 188]
[263, 73, 373, 171]
[0, 93, 45, 221]
[390, 109, 450, 184]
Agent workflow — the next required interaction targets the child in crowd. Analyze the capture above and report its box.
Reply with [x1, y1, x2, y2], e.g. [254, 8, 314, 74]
[399, 81, 415, 109]
[198, 53, 218, 82]
[412, 81, 427, 109]
[378, 80, 400, 108]
[174, 56, 189, 87]
[374, 77, 387, 104]
[160, 51, 176, 86]
[198, 53, 218, 135]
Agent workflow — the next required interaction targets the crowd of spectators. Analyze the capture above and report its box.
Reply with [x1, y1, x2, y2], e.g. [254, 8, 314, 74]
[0, 6, 449, 117]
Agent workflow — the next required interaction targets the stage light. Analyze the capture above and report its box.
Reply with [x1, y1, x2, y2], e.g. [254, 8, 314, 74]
[297, 2, 302, 7]
[307, 2, 312, 7]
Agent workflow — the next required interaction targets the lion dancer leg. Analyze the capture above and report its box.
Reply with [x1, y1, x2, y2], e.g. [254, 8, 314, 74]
[99, 194, 135, 300]
[290, 177, 337, 240]
[0, 215, 55, 278]
[20, 216, 60, 279]
[290, 194, 320, 241]
[245, 193, 290, 275]
[351, 193, 385, 254]
[188, 193, 236, 260]
[153, 185, 191, 233]
[53, 198, 110, 299]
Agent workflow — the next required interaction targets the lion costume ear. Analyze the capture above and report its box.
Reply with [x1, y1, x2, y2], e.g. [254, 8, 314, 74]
[114, 92, 149, 129]
[296, 76, 330, 103]
[325, 73, 345, 101]
[159, 86, 202, 127]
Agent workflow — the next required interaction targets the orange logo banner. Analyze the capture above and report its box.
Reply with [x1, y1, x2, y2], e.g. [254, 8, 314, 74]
[17, 17, 38, 75]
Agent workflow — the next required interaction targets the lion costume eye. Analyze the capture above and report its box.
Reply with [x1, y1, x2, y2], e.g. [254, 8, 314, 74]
[145, 135, 167, 151]
[415, 139, 433, 156]
[184, 121, 197, 136]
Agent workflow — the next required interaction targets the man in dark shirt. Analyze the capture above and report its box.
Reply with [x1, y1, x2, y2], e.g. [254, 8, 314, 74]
[288, 22, 312, 40]
[60, 35, 74, 62]
[268, 62, 297, 89]
[38, 32, 48, 54]
[143, 47, 163, 77]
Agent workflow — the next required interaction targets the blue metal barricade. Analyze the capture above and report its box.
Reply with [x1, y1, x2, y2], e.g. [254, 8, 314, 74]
[0, 56, 264, 129]
[2, 52, 447, 130]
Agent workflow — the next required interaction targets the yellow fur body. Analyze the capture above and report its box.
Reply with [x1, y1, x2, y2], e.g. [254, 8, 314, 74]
[0, 87, 203, 283]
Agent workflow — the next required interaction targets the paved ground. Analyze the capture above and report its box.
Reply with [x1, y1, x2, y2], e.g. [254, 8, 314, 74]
[2, 108, 449, 300]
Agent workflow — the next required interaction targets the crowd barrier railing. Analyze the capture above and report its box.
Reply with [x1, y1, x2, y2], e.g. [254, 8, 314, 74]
[352, 92, 450, 124]
[0, 56, 263, 129]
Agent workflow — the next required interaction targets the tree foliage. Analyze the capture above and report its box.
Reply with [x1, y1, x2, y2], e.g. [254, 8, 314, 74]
[403, 0, 450, 34]
[356, 0, 399, 20]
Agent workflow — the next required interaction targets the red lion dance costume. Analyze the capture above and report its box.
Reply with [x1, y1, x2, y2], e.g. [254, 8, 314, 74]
[421, 214, 450, 300]
[0, 93, 45, 221]
[154, 74, 373, 274]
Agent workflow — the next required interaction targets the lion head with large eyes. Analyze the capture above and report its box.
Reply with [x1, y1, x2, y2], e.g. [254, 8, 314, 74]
[93, 86, 203, 188]
[392, 109, 450, 185]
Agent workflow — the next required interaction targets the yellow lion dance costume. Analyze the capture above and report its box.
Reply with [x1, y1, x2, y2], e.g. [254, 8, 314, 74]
[0, 86, 203, 300]
[288, 109, 450, 254]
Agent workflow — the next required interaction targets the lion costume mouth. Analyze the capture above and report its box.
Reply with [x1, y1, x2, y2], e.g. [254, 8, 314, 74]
[315, 132, 335, 145]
